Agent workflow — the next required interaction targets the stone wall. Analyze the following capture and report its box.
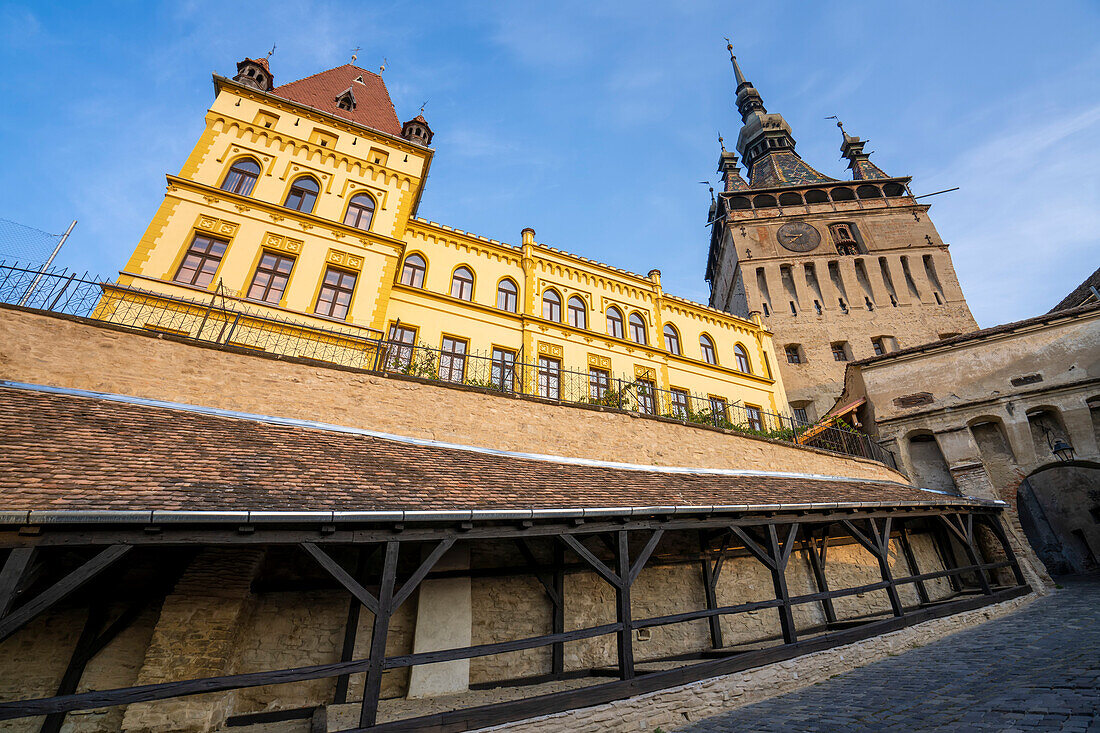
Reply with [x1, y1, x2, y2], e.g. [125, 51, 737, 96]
[483, 593, 1035, 733]
[0, 307, 904, 483]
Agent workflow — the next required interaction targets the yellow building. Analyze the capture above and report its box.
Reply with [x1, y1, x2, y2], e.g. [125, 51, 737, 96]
[109, 56, 789, 428]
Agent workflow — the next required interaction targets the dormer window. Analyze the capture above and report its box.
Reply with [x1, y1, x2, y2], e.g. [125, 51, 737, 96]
[335, 88, 357, 111]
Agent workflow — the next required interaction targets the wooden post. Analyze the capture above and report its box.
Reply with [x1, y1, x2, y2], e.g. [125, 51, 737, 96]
[872, 518, 905, 617]
[699, 531, 724, 649]
[930, 525, 963, 592]
[334, 547, 370, 704]
[40, 604, 107, 733]
[804, 525, 837, 625]
[552, 543, 565, 676]
[360, 541, 399, 729]
[614, 530, 635, 680]
[0, 548, 36, 619]
[897, 524, 931, 605]
[766, 523, 798, 644]
[980, 514, 1027, 588]
[939, 514, 992, 595]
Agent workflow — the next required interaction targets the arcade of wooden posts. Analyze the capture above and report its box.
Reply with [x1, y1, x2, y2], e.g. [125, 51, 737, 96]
[0, 506, 1028, 732]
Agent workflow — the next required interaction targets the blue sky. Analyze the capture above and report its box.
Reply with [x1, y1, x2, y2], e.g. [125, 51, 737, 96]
[1, 1, 1097, 327]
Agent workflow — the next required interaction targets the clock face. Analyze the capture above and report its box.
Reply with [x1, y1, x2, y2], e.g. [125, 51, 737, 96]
[776, 222, 821, 252]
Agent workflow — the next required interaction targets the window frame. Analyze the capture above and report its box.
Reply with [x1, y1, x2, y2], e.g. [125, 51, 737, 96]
[343, 193, 376, 231]
[542, 289, 562, 322]
[400, 253, 426, 288]
[745, 404, 764, 431]
[567, 296, 587, 329]
[173, 234, 228, 288]
[670, 388, 690, 419]
[220, 157, 261, 196]
[246, 250, 295, 304]
[606, 306, 624, 339]
[733, 343, 751, 373]
[491, 347, 517, 391]
[635, 378, 656, 414]
[386, 323, 417, 370]
[699, 335, 717, 365]
[628, 312, 648, 345]
[663, 324, 681, 355]
[831, 341, 850, 362]
[450, 266, 475, 301]
[872, 337, 887, 356]
[537, 356, 561, 399]
[496, 278, 518, 312]
[314, 266, 358, 320]
[588, 367, 610, 400]
[709, 396, 729, 423]
[785, 344, 802, 364]
[438, 336, 468, 383]
[283, 175, 320, 213]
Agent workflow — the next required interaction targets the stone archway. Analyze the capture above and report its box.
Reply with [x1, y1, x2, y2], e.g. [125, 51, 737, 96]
[1017, 461, 1100, 576]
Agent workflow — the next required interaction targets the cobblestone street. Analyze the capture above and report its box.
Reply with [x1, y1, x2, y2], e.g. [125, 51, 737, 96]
[679, 574, 1100, 732]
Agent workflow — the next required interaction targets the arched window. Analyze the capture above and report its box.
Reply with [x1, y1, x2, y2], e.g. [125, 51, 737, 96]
[450, 266, 474, 301]
[734, 344, 751, 373]
[284, 176, 319, 213]
[542, 289, 561, 321]
[496, 278, 518, 312]
[699, 335, 717, 364]
[567, 296, 587, 329]
[628, 312, 647, 345]
[343, 193, 375, 230]
[221, 157, 261, 196]
[663, 324, 681, 355]
[400, 254, 426, 287]
[606, 306, 624, 339]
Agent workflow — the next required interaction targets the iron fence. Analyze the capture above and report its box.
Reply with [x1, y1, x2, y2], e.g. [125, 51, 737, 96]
[0, 263, 897, 469]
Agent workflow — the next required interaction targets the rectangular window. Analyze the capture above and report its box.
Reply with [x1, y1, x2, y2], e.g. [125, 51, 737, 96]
[491, 348, 516, 391]
[709, 397, 728, 424]
[538, 356, 561, 399]
[174, 234, 227, 288]
[793, 407, 809, 425]
[315, 267, 357, 320]
[670, 388, 690, 419]
[636, 378, 656, 414]
[589, 368, 610, 400]
[831, 342, 849, 362]
[386, 324, 417, 370]
[872, 337, 887, 356]
[746, 405, 763, 431]
[438, 337, 467, 383]
[247, 252, 295, 303]
[785, 345, 802, 364]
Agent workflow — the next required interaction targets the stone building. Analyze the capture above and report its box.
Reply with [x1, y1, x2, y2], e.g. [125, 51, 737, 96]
[705, 44, 978, 422]
[833, 300, 1100, 576]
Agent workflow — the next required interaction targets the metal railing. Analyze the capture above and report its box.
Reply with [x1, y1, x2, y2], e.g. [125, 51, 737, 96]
[0, 263, 897, 469]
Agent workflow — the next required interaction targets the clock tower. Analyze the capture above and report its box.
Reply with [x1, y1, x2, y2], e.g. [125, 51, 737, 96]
[706, 43, 978, 423]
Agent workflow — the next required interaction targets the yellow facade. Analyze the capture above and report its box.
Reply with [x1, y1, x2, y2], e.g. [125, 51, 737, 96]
[112, 68, 789, 421]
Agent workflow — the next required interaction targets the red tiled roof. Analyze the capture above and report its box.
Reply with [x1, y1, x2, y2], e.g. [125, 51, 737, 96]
[272, 64, 401, 136]
[0, 386, 984, 516]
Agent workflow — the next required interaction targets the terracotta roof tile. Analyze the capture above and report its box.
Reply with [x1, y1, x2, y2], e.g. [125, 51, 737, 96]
[272, 64, 402, 136]
[0, 387, 976, 515]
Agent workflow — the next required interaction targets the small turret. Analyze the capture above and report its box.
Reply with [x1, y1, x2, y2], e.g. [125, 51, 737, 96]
[836, 121, 890, 180]
[233, 57, 273, 92]
[401, 114, 434, 146]
[717, 135, 749, 192]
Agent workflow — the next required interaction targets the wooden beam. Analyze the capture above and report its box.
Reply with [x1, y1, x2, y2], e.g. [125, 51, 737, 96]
[979, 514, 1027, 588]
[552, 543, 565, 676]
[391, 537, 456, 611]
[804, 526, 837, 624]
[614, 530, 634, 680]
[0, 545, 131, 644]
[627, 529, 664, 585]
[869, 518, 904, 617]
[300, 543, 380, 616]
[559, 535, 620, 588]
[897, 525, 931, 605]
[938, 514, 991, 595]
[359, 541, 399, 729]
[838, 519, 879, 556]
[0, 548, 36, 618]
[729, 526, 775, 570]
[699, 531, 723, 648]
[512, 539, 560, 606]
[767, 523, 797, 644]
[334, 547, 369, 705]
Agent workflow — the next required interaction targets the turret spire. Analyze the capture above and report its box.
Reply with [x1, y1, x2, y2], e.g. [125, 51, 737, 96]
[835, 121, 890, 180]
[725, 38, 748, 88]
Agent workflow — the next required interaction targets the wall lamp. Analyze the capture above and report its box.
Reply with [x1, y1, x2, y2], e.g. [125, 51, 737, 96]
[1044, 427, 1075, 463]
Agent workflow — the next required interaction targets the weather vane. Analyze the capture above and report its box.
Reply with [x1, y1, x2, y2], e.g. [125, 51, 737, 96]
[379, 57, 387, 74]
[419, 99, 429, 114]
[825, 115, 845, 133]
[351, 46, 361, 63]
[718, 131, 726, 152]
[266, 43, 276, 60]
